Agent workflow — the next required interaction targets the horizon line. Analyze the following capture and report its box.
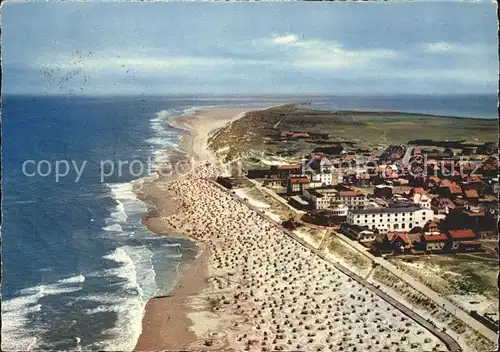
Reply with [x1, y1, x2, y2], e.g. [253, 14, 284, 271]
[3, 92, 498, 98]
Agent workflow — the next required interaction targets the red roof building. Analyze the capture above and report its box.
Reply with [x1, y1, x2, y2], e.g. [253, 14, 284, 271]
[421, 233, 448, 252]
[290, 176, 310, 184]
[464, 189, 479, 200]
[387, 232, 412, 252]
[278, 164, 302, 170]
[457, 241, 483, 252]
[339, 190, 363, 197]
[425, 176, 441, 190]
[448, 229, 476, 240]
[423, 234, 448, 242]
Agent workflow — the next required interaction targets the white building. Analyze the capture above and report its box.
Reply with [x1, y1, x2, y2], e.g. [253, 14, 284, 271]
[330, 203, 349, 216]
[303, 189, 330, 209]
[409, 188, 432, 209]
[346, 204, 434, 234]
[303, 187, 366, 210]
[340, 223, 377, 243]
[319, 157, 333, 173]
[310, 172, 334, 186]
[334, 191, 367, 210]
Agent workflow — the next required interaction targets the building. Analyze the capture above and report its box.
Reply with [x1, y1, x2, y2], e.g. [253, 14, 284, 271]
[310, 171, 334, 186]
[431, 197, 456, 215]
[488, 177, 498, 195]
[289, 195, 312, 210]
[447, 229, 476, 251]
[422, 233, 448, 252]
[374, 185, 393, 199]
[386, 232, 412, 253]
[247, 169, 270, 179]
[262, 178, 284, 189]
[346, 203, 434, 234]
[329, 203, 349, 217]
[425, 175, 441, 190]
[437, 179, 462, 198]
[271, 164, 302, 178]
[478, 195, 499, 217]
[287, 176, 310, 194]
[423, 219, 440, 234]
[462, 176, 485, 192]
[409, 188, 432, 209]
[303, 189, 330, 209]
[340, 223, 377, 243]
[354, 172, 371, 187]
[440, 210, 497, 237]
[335, 191, 366, 210]
[464, 189, 479, 202]
[303, 187, 366, 210]
[480, 157, 498, 179]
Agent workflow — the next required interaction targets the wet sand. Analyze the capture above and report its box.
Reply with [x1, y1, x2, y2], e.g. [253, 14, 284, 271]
[134, 244, 210, 351]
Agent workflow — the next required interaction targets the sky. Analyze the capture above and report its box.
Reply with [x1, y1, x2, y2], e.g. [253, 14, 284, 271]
[2, 2, 498, 96]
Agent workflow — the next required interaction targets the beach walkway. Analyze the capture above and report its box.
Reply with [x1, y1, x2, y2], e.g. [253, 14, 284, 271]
[210, 179, 462, 352]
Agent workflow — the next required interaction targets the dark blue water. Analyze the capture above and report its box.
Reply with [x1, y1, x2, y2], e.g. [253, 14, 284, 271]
[309, 94, 497, 119]
[1, 96, 212, 350]
[1, 94, 496, 350]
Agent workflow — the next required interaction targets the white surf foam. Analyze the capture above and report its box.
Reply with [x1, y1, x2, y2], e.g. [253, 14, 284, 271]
[1, 274, 86, 351]
[103, 223, 124, 233]
[148, 106, 209, 164]
[90, 246, 158, 351]
[58, 274, 86, 285]
[104, 182, 147, 229]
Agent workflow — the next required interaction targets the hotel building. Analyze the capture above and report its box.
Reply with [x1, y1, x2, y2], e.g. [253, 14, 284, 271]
[346, 203, 434, 234]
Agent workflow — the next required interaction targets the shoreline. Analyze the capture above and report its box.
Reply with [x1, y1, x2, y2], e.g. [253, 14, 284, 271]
[134, 106, 252, 351]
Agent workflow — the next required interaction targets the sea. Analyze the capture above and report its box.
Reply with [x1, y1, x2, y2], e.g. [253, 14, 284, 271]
[1, 94, 497, 351]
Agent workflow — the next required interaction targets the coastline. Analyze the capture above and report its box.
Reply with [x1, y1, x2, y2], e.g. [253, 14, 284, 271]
[134, 107, 251, 351]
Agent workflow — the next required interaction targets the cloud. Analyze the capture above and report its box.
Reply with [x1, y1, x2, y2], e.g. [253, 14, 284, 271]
[423, 41, 491, 55]
[271, 35, 298, 45]
[425, 42, 454, 53]
[35, 52, 269, 76]
[267, 34, 397, 70]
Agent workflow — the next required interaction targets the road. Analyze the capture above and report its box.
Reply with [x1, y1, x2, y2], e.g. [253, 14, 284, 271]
[332, 230, 499, 343]
[246, 177, 304, 215]
[211, 179, 462, 352]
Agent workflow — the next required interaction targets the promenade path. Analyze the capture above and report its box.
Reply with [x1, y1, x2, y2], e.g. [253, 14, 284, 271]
[210, 179, 463, 352]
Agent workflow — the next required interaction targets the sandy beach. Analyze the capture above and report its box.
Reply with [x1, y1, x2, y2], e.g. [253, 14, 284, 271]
[134, 107, 447, 351]
[134, 107, 250, 350]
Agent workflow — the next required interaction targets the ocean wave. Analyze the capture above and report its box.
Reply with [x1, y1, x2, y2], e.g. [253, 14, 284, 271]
[148, 105, 209, 164]
[93, 246, 159, 351]
[1, 274, 86, 351]
[103, 223, 124, 233]
[105, 182, 147, 226]
[3, 199, 37, 206]
[58, 274, 86, 285]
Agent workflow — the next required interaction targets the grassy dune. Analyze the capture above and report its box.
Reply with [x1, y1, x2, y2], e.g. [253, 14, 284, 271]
[208, 105, 498, 168]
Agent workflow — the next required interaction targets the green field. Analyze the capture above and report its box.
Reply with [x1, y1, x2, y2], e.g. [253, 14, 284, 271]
[208, 105, 498, 169]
